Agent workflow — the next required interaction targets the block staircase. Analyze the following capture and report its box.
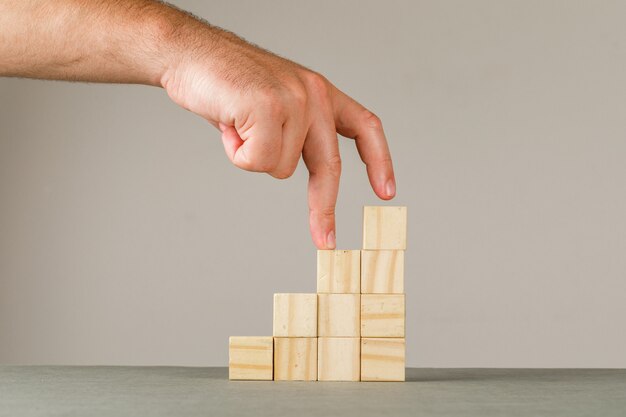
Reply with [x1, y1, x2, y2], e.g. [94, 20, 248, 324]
[229, 206, 407, 381]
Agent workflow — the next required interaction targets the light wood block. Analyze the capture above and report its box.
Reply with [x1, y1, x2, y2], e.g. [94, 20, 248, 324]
[361, 338, 405, 381]
[273, 293, 317, 337]
[361, 250, 404, 294]
[362, 206, 407, 250]
[228, 336, 273, 380]
[318, 337, 360, 381]
[274, 337, 317, 381]
[318, 294, 360, 337]
[360, 294, 405, 337]
[317, 250, 360, 293]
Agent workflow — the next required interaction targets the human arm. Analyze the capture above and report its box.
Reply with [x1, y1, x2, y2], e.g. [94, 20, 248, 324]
[0, 0, 396, 248]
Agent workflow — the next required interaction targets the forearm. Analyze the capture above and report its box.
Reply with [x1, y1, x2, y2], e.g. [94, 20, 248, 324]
[0, 0, 210, 86]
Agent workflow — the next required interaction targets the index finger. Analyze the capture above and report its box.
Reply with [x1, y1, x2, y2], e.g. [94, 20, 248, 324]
[332, 87, 396, 200]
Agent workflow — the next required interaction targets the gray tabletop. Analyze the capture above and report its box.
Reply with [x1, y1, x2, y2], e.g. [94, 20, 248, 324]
[1, 366, 625, 417]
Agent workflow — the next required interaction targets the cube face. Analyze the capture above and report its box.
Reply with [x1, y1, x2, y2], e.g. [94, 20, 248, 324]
[360, 294, 405, 337]
[361, 250, 404, 294]
[318, 338, 360, 381]
[317, 250, 360, 293]
[361, 338, 405, 381]
[229, 336, 273, 380]
[273, 293, 317, 337]
[274, 338, 317, 381]
[362, 206, 407, 250]
[318, 294, 360, 337]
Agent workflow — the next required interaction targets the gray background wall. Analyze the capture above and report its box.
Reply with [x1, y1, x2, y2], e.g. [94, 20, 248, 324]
[1, 0, 625, 367]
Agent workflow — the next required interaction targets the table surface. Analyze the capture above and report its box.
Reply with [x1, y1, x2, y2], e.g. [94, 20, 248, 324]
[1, 366, 625, 417]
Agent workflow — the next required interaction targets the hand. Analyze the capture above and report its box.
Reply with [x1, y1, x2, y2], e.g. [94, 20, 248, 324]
[161, 27, 396, 249]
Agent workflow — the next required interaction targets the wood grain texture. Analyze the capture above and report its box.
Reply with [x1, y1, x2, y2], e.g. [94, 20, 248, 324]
[318, 294, 360, 337]
[317, 250, 360, 293]
[362, 206, 407, 250]
[273, 293, 317, 337]
[360, 294, 405, 337]
[228, 336, 273, 380]
[361, 338, 405, 381]
[361, 250, 404, 294]
[318, 337, 360, 381]
[273, 337, 317, 381]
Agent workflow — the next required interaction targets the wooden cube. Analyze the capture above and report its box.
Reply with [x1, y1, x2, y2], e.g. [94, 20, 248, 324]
[361, 250, 404, 294]
[273, 293, 317, 337]
[360, 294, 405, 337]
[361, 338, 405, 381]
[274, 337, 317, 381]
[362, 206, 407, 250]
[318, 337, 360, 381]
[318, 294, 360, 337]
[228, 336, 273, 380]
[317, 250, 360, 293]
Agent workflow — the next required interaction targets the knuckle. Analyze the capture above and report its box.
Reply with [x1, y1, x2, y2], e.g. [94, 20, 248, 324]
[232, 148, 252, 171]
[270, 167, 295, 180]
[361, 110, 383, 130]
[304, 72, 331, 99]
[325, 154, 342, 177]
[375, 155, 393, 167]
[311, 206, 336, 218]
[233, 156, 256, 172]
[233, 159, 253, 171]
[288, 82, 308, 111]
[235, 151, 279, 173]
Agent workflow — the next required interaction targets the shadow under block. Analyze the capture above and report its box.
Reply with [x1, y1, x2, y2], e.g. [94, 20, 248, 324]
[228, 336, 273, 380]
[317, 250, 360, 293]
[360, 294, 405, 337]
[318, 294, 360, 337]
[273, 293, 317, 337]
[362, 206, 407, 250]
[274, 337, 317, 381]
[361, 338, 405, 381]
[318, 338, 360, 381]
[361, 250, 404, 294]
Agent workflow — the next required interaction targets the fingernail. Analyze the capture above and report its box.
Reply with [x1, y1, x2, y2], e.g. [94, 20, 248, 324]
[385, 179, 396, 198]
[326, 230, 336, 249]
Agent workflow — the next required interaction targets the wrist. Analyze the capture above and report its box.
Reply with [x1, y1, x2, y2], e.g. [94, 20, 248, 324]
[147, 6, 217, 91]
[132, 7, 183, 87]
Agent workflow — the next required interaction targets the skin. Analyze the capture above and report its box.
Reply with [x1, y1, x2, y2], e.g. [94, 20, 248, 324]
[0, 0, 396, 249]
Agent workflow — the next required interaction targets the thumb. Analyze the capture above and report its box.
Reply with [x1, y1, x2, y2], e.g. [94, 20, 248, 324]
[219, 122, 245, 164]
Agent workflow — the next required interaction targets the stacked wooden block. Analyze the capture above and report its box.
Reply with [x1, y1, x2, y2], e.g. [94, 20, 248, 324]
[229, 206, 407, 382]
